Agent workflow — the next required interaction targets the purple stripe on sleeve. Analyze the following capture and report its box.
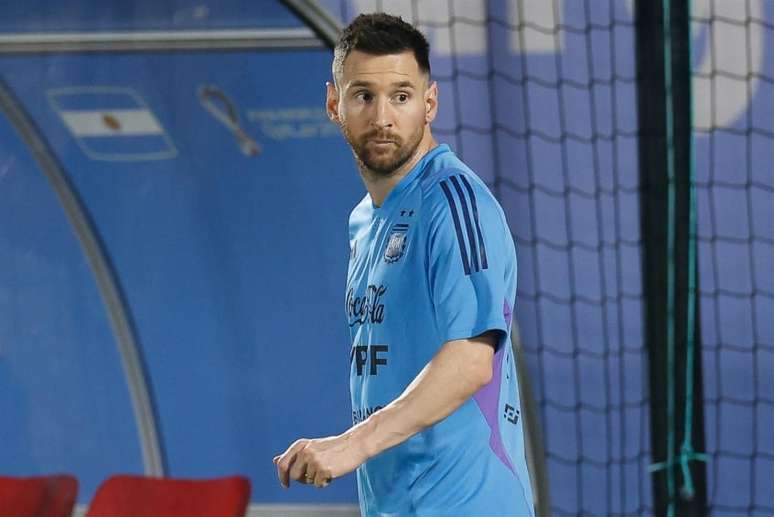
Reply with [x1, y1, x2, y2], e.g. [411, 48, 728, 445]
[473, 346, 515, 474]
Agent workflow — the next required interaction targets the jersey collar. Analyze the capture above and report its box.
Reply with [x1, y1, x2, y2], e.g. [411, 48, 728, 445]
[374, 143, 451, 212]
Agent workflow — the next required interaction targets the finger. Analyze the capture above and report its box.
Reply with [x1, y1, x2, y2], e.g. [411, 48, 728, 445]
[298, 461, 315, 485]
[314, 469, 332, 488]
[288, 452, 309, 483]
[276, 455, 291, 489]
[283, 453, 304, 488]
[273, 455, 280, 464]
[277, 441, 306, 488]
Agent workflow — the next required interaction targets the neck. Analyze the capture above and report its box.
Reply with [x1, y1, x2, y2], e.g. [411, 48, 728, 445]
[360, 131, 438, 208]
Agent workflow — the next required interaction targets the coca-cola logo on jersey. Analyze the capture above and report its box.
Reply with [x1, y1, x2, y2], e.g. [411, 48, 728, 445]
[347, 284, 386, 327]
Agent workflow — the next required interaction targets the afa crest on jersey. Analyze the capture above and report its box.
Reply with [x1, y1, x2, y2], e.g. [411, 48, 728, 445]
[384, 224, 410, 263]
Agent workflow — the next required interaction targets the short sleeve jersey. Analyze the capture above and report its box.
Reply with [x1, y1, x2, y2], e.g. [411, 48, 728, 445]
[346, 144, 535, 516]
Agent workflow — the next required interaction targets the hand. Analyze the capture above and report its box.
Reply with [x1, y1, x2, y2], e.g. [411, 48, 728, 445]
[273, 433, 368, 489]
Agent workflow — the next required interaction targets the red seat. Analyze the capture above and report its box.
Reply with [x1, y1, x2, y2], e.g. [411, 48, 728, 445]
[87, 475, 250, 517]
[0, 474, 78, 517]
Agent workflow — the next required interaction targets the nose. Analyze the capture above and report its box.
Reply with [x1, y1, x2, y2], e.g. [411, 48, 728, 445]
[371, 96, 393, 129]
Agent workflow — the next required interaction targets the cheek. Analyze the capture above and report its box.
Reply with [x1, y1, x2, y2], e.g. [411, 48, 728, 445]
[402, 104, 427, 130]
[339, 116, 367, 142]
[343, 99, 370, 116]
[340, 105, 367, 128]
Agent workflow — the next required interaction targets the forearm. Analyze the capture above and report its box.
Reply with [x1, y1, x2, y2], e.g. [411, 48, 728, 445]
[347, 333, 496, 459]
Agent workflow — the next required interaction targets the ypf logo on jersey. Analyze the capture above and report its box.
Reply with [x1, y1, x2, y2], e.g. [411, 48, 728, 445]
[384, 223, 409, 263]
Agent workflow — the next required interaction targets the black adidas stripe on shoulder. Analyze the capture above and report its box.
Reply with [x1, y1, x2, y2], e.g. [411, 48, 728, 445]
[459, 175, 489, 270]
[439, 174, 489, 276]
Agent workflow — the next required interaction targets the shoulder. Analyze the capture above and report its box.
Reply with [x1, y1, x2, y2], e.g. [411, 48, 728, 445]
[348, 194, 372, 240]
[419, 165, 505, 232]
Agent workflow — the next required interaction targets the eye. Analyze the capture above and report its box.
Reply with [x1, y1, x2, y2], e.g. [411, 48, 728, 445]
[355, 91, 373, 103]
[394, 93, 409, 103]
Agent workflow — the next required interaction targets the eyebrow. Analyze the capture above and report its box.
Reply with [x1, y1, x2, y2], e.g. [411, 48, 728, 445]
[348, 80, 417, 89]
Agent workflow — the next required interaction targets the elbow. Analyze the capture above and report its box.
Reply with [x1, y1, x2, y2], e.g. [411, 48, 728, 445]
[467, 358, 493, 392]
[467, 331, 498, 390]
[477, 361, 494, 389]
[444, 335, 498, 394]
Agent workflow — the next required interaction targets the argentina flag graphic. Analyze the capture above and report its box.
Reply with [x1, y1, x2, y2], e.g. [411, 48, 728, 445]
[47, 86, 177, 161]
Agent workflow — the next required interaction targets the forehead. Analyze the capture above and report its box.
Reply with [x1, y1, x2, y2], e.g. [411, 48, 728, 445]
[340, 50, 424, 88]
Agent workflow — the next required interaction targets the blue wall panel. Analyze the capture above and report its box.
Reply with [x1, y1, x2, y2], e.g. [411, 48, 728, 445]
[0, 49, 363, 503]
[0, 111, 144, 496]
[0, 0, 305, 32]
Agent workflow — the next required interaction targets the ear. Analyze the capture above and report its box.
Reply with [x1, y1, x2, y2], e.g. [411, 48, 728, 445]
[424, 80, 438, 124]
[326, 81, 340, 123]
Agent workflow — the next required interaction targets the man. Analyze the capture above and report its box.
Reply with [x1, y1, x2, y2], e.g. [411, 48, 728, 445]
[275, 13, 535, 516]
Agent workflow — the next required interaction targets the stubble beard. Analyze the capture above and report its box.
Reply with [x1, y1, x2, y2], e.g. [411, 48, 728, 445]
[342, 122, 424, 178]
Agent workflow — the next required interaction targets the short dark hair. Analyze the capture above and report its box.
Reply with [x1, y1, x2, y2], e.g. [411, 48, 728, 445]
[333, 13, 431, 84]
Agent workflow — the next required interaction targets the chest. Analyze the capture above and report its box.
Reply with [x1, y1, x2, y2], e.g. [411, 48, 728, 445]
[346, 215, 424, 326]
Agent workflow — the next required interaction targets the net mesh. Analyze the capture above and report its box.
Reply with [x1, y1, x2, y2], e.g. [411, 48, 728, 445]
[318, 1, 651, 514]
[690, 0, 774, 514]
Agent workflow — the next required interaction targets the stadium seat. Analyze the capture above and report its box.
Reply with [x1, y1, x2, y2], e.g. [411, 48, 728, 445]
[0, 474, 78, 517]
[87, 475, 251, 517]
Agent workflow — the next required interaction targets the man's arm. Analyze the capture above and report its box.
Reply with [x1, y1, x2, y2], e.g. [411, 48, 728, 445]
[274, 331, 498, 488]
[352, 331, 496, 455]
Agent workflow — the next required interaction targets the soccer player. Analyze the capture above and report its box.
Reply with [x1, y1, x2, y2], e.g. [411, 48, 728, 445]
[274, 13, 535, 516]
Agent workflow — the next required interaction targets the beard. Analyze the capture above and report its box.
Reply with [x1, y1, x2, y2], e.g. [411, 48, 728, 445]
[342, 123, 424, 177]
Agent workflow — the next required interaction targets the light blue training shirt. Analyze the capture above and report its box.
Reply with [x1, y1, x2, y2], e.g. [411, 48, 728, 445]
[346, 144, 535, 516]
